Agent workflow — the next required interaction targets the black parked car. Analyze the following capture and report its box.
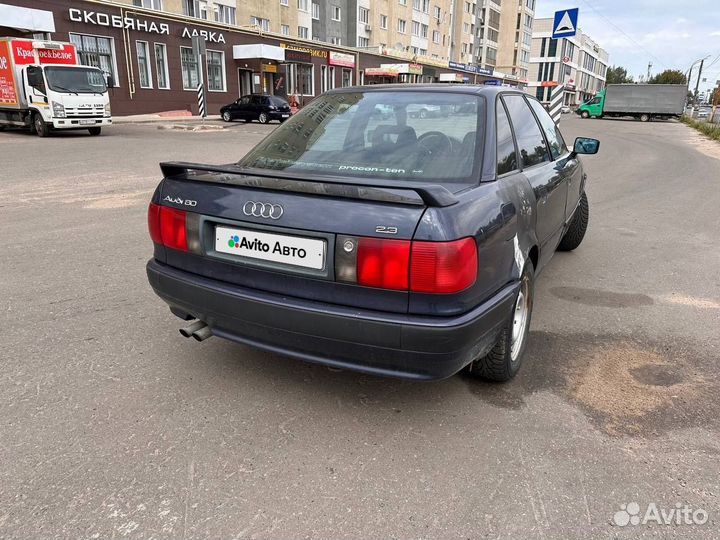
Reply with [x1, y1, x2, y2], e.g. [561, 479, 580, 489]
[147, 85, 599, 382]
[220, 94, 292, 124]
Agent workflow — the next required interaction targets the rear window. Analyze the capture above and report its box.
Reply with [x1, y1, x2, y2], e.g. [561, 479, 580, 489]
[237, 91, 485, 187]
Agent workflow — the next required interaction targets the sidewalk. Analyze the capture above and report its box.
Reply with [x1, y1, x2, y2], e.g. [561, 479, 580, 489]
[113, 112, 221, 124]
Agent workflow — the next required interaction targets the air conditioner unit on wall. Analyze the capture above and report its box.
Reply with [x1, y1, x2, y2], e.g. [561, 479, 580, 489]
[365, 24, 372, 32]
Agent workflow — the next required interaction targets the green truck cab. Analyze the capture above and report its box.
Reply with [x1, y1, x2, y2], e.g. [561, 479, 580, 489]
[577, 91, 604, 119]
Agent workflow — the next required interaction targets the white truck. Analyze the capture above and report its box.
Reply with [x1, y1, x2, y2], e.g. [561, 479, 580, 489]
[0, 37, 112, 136]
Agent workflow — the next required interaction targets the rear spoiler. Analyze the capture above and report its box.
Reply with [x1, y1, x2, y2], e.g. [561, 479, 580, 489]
[159, 161, 458, 208]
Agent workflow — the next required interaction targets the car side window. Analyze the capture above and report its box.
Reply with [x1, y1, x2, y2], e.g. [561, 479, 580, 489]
[496, 100, 518, 175]
[251, 96, 263, 105]
[527, 98, 567, 159]
[239, 96, 250, 105]
[502, 94, 551, 169]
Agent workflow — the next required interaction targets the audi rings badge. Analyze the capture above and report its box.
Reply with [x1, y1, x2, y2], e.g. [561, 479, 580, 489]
[242, 201, 284, 220]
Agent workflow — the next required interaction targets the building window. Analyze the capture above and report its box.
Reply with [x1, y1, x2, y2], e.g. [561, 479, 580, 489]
[421, 23, 428, 38]
[280, 0, 288, 5]
[330, 37, 342, 45]
[298, 0, 309, 12]
[154, 43, 169, 89]
[311, 3, 320, 19]
[206, 50, 225, 91]
[359, 7, 369, 24]
[434, 6, 441, 19]
[342, 68, 352, 87]
[183, 0, 208, 19]
[250, 16, 270, 31]
[180, 46, 198, 90]
[329, 66, 335, 89]
[331, 5, 341, 21]
[215, 5, 236, 25]
[413, 0, 421, 9]
[298, 26, 309, 39]
[136, 41, 152, 88]
[281, 24, 290, 35]
[412, 21, 421, 36]
[432, 30, 440, 43]
[358, 36, 370, 47]
[133, 0, 163, 9]
[397, 19, 406, 33]
[379, 14, 387, 28]
[69, 33, 118, 87]
[399, 0, 407, 5]
[524, 14, 532, 28]
[464, 1, 471, 13]
[488, 9, 500, 28]
[289, 63, 314, 95]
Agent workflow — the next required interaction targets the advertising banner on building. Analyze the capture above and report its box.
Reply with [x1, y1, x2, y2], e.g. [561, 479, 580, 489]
[0, 41, 19, 106]
[11, 40, 77, 65]
[328, 51, 355, 68]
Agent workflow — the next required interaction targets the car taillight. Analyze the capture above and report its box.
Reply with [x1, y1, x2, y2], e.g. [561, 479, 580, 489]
[357, 238, 411, 290]
[410, 238, 478, 293]
[337, 236, 477, 294]
[148, 203, 188, 252]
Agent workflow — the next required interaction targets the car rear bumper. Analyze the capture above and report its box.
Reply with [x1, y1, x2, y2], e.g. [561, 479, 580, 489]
[147, 260, 518, 380]
[267, 111, 292, 120]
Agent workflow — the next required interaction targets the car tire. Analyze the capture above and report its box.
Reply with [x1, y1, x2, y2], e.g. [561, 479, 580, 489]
[467, 261, 534, 382]
[639, 113, 650, 122]
[581, 111, 590, 119]
[258, 112, 269, 124]
[557, 192, 589, 252]
[88, 127, 102, 136]
[222, 111, 232, 122]
[33, 113, 49, 137]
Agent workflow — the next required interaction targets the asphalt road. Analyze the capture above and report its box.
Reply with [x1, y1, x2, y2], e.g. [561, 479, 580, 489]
[1, 115, 719, 539]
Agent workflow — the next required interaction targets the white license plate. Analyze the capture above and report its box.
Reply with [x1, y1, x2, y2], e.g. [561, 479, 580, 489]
[79, 119, 95, 125]
[215, 226, 325, 270]
[281, 114, 290, 118]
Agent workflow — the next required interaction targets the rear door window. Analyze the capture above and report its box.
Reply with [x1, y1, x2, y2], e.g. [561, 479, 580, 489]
[527, 98, 567, 159]
[502, 94, 550, 169]
[496, 99, 518, 175]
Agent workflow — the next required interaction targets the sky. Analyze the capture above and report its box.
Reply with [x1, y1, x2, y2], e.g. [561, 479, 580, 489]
[534, 0, 720, 97]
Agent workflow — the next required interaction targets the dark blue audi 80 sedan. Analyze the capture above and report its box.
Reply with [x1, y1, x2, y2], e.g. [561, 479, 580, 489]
[146, 85, 599, 381]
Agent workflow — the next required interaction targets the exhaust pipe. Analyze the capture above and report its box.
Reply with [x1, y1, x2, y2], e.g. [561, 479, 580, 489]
[191, 325, 213, 342]
[180, 320, 206, 338]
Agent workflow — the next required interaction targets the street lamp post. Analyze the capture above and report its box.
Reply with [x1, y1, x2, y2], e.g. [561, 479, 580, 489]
[687, 55, 711, 107]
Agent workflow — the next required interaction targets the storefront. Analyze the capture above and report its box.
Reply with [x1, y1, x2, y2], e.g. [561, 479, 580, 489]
[1, 0, 485, 116]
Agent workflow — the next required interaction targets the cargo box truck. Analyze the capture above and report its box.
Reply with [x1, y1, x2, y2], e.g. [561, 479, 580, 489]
[577, 84, 687, 122]
[0, 37, 112, 136]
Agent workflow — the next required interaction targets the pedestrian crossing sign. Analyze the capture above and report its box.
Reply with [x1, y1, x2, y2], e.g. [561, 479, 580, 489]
[552, 8, 579, 39]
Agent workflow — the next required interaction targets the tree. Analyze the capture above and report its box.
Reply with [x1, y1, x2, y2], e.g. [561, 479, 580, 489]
[606, 65, 634, 84]
[711, 87, 720, 105]
[648, 69, 687, 85]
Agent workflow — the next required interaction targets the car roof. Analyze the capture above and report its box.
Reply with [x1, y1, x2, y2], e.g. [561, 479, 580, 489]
[326, 84, 520, 97]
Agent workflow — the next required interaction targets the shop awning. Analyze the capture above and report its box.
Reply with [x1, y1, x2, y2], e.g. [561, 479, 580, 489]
[0, 3, 55, 32]
[233, 44, 284, 62]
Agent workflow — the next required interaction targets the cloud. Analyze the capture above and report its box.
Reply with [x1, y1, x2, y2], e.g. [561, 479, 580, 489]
[710, 31, 720, 36]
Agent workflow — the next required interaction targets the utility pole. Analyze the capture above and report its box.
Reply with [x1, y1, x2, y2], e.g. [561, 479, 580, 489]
[694, 58, 705, 105]
[647, 62, 652, 81]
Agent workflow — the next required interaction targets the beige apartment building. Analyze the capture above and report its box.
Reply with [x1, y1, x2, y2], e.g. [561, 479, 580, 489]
[127, 0, 531, 77]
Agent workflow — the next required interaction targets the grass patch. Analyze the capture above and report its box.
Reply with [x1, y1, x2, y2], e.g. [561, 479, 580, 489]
[681, 115, 720, 142]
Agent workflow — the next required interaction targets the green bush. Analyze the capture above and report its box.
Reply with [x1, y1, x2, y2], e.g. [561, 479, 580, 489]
[681, 115, 720, 142]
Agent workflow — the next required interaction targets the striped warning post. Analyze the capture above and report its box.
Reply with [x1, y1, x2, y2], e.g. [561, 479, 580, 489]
[197, 84, 206, 118]
[548, 84, 565, 124]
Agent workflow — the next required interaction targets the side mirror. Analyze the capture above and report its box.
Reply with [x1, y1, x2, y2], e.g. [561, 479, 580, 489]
[573, 137, 600, 155]
[27, 66, 44, 89]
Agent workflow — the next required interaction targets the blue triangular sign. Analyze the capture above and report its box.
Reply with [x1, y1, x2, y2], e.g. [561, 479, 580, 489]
[552, 8, 579, 39]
